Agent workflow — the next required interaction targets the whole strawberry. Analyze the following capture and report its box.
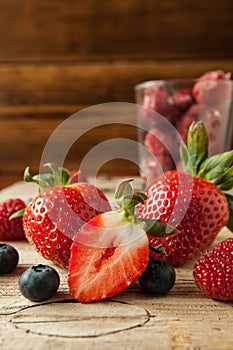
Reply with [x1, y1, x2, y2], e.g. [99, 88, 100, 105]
[22, 163, 111, 268]
[138, 121, 233, 266]
[0, 198, 26, 240]
[193, 238, 233, 301]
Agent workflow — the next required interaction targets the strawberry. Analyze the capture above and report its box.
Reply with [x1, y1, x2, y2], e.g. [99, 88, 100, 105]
[22, 163, 111, 268]
[192, 70, 231, 107]
[176, 104, 199, 143]
[138, 121, 233, 266]
[172, 87, 194, 112]
[144, 127, 178, 157]
[176, 104, 223, 156]
[68, 180, 176, 303]
[141, 155, 175, 183]
[0, 198, 26, 240]
[141, 86, 180, 126]
[193, 238, 233, 301]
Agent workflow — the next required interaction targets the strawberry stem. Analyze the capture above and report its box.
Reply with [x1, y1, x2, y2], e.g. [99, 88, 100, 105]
[24, 163, 71, 193]
[114, 180, 178, 238]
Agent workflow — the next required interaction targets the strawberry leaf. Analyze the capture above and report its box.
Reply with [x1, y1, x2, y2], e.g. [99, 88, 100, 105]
[114, 179, 134, 202]
[9, 208, 26, 219]
[44, 163, 70, 186]
[123, 192, 148, 217]
[186, 121, 209, 175]
[214, 166, 233, 190]
[179, 143, 193, 174]
[197, 150, 233, 181]
[137, 218, 178, 237]
[24, 167, 52, 193]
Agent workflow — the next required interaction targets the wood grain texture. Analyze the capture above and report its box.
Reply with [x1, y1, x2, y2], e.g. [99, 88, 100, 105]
[0, 0, 232, 176]
[0, 180, 232, 350]
[0, 0, 233, 61]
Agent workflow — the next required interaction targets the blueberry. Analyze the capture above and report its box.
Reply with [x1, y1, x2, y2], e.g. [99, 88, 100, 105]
[139, 260, 176, 295]
[18, 264, 60, 302]
[0, 243, 19, 274]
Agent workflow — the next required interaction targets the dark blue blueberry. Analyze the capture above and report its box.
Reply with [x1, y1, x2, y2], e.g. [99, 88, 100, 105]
[0, 243, 19, 274]
[18, 264, 60, 302]
[139, 259, 176, 295]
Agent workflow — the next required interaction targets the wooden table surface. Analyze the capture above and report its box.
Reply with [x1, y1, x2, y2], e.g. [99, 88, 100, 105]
[0, 178, 232, 350]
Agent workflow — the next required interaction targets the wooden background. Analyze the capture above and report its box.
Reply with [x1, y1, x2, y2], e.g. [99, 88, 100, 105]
[0, 0, 233, 188]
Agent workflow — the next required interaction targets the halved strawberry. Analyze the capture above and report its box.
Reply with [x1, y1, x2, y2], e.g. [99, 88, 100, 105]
[68, 211, 149, 303]
[68, 180, 176, 303]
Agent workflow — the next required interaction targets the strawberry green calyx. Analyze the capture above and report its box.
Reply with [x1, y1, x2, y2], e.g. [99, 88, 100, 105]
[180, 121, 233, 232]
[114, 179, 178, 240]
[11, 163, 71, 219]
[114, 179, 147, 218]
[24, 163, 71, 193]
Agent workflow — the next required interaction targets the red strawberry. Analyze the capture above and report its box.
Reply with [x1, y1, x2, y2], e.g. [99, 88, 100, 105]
[141, 87, 179, 126]
[144, 127, 178, 157]
[192, 70, 231, 107]
[0, 198, 26, 240]
[176, 104, 223, 156]
[172, 87, 195, 112]
[138, 121, 233, 266]
[68, 180, 174, 303]
[22, 163, 111, 268]
[176, 104, 199, 143]
[193, 238, 233, 301]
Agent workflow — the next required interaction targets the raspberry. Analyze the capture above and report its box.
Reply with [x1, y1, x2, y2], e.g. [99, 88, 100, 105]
[0, 198, 26, 240]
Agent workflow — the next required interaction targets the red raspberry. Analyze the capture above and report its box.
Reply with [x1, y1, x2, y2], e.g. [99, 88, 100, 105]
[0, 198, 26, 240]
[193, 238, 233, 301]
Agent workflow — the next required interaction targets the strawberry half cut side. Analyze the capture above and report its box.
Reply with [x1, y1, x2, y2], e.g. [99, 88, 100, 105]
[68, 179, 177, 303]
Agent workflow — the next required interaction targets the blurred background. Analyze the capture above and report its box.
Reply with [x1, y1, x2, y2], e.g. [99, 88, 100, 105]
[0, 0, 233, 188]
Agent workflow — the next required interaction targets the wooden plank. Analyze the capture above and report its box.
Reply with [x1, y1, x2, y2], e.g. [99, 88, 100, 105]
[0, 180, 232, 350]
[0, 106, 139, 176]
[0, 61, 232, 176]
[0, 0, 233, 61]
[0, 60, 232, 106]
